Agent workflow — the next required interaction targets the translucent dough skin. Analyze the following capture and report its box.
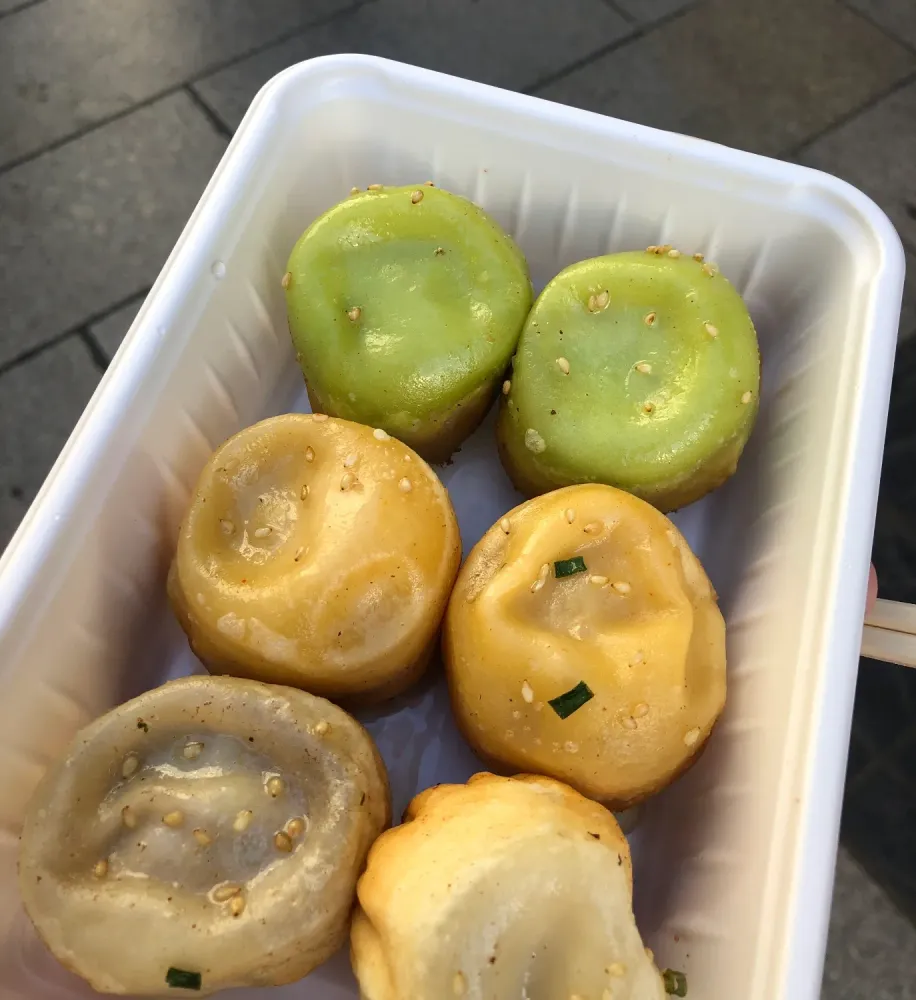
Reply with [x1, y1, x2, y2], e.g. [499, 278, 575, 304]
[351, 773, 665, 1000]
[285, 185, 532, 462]
[168, 414, 461, 703]
[498, 251, 760, 511]
[18, 676, 390, 996]
[443, 485, 726, 809]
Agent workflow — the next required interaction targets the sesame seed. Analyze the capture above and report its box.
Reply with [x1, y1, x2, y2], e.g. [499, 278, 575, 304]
[565, 508, 576, 524]
[122, 755, 139, 778]
[741, 390, 753, 404]
[521, 680, 534, 703]
[524, 428, 546, 454]
[502, 379, 511, 395]
[367, 183, 382, 190]
[183, 741, 204, 760]
[425, 180, 435, 186]
[705, 322, 719, 337]
[220, 519, 234, 535]
[702, 262, 717, 277]
[556, 357, 570, 375]
[254, 526, 271, 538]
[398, 477, 412, 493]
[693, 253, 705, 262]
[294, 547, 304, 562]
[658, 244, 672, 255]
[163, 811, 184, 828]
[622, 717, 637, 730]
[583, 521, 602, 534]
[122, 806, 138, 829]
[635, 362, 652, 374]
[589, 575, 608, 586]
[565, 741, 579, 753]
[287, 817, 306, 838]
[646, 246, 658, 254]
[411, 190, 424, 204]
[668, 249, 681, 258]
[340, 472, 356, 491]
[305, 446, 315, 462]
[530, 563, 550, 593]
[274, 831, 293, 853]
[373, 427, 389, 440]
[193, 828, 212, 846]
[632, 703, 649, 718]
[596, 289, 610, 309]
[453, 971, 467, 995]
[347, 306, 362, 321]
[350, 186, 360, 195]
[233, 810, 253, 832]
[684, 727, 701, 746]
[212, 883, 241, 902]
[607, 962, 626, 976]
[315, 720, 330, 735]
[587, 293, 598, 312]
[612, 581, 631, 594]
[281, 271, 291, 290]
[500, 517, 511, 533]
[644, 402, 655, 413]
[299, 484, 309, 501]
[92, 859, 108, 878]
[435, 246, 445, 255]
[644, 312, 657, 327]
[266, 777, 285, 798]
[343, 453, 358, 468]
[229, 895, 246, 917]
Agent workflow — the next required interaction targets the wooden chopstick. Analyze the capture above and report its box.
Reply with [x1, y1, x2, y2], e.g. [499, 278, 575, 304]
[862, 599, 916, 668]
[864, 598, 916, 636]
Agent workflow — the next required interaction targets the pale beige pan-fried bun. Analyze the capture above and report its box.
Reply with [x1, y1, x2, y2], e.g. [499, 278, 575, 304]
[168, 413, 461, 703]
[350, 772, 666, 1000]
[18, 675, 390, 995]
[444, 483, 726, 808]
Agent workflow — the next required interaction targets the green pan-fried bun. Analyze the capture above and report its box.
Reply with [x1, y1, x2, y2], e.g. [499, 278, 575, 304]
[285, 184, 532, 463]
[498, 248, 760, 511]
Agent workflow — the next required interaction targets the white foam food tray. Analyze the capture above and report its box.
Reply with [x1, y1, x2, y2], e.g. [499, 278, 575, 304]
[0, 55, 905, 1000]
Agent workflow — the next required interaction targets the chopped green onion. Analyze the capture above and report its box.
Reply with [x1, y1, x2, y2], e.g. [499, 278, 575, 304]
[554, 556, 587, 578]
[548, 681, 594, 719]
[166, 968, 202, 991]
[662, 969, 687, 996]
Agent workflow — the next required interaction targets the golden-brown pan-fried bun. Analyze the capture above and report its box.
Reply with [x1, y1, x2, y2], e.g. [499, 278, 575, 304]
[351, 772, 666, 1000]
[168, 413, 461, 703]
[18, 676, 390, 996]
[444, 484, 726, 808]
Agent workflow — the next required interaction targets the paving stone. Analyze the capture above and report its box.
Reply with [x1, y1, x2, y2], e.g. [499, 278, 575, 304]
[847, 0, 916, 53]
[193, 0, 632, 131]
[0, 0, 355, 166]
[822, 846, 916, 999]
[88, 294, 146, 362]
[0, 92, 225, 369]
[0, 337, 100, 554]
[610, 0, 696, 23]
[536, 0, 915, 157]
[801, 80, 916, 252]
